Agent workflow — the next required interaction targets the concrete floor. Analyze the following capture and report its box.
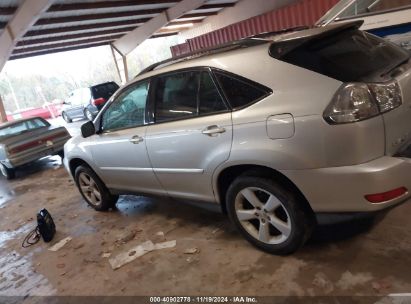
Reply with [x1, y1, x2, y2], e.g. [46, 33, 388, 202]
[1, 118, 411, 300]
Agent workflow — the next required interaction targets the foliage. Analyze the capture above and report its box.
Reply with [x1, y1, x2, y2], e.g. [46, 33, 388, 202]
[0, 35, 182, 113]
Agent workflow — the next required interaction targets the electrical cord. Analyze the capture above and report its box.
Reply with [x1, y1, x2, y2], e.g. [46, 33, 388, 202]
[22, 226, 41, 248]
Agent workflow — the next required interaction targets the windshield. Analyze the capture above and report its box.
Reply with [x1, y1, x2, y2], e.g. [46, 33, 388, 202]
[0, 118, 49, 139]
[272, 29, 410, 82]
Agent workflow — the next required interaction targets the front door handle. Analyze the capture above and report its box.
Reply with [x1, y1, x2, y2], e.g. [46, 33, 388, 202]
[129, 135, 144, 144]
[202, 125, 226, 136]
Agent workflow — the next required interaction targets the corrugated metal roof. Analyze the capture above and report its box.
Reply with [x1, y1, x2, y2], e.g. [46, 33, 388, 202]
[0, 0, 239, 60]
[171, 0, 339, 57]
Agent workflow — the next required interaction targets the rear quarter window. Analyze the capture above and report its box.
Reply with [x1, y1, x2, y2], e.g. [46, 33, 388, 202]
[213, 70, 272, 109]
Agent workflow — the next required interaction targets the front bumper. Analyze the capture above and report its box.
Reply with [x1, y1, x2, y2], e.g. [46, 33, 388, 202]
[282, 156, 411, 213]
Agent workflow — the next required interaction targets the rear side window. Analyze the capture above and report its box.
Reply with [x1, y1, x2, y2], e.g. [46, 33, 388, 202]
[214, 71, 271, 109]
[199, 72, 227, 115]
[272, 29, 410, 82]
[154, 70, 227, 123]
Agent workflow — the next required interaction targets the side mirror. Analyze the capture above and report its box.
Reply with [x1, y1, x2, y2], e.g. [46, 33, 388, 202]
[81, 121, 96, 138]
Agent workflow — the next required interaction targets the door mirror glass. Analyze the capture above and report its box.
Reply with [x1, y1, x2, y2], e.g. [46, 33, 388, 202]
[81, 121, 95, 138]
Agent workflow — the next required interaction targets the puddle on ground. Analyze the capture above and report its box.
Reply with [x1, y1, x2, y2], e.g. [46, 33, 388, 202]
[0, 225, 55, 296]
[0, 180, 15, 209]
[0, 224, 31, 249]
[0, 250, 56, 296]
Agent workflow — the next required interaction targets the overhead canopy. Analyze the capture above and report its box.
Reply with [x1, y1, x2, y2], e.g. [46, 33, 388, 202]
[0, 0, 239, 61]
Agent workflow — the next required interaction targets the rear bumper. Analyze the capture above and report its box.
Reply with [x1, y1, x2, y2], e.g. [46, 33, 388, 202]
[5, 143, 65, 168]
[282, 156, 411, 213]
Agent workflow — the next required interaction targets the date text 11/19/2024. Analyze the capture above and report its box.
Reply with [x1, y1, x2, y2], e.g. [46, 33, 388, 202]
[149, 297, 258, 303]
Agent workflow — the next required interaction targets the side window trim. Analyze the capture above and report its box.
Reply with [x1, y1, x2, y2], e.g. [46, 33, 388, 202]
[207, 67, 232, 111]
[210, 68, 273, 111]
[99, 80, 151, 133]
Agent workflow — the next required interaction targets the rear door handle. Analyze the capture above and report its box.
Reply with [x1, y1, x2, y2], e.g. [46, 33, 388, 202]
[129, 135, 144, 144]
[202, 125, 226, 136]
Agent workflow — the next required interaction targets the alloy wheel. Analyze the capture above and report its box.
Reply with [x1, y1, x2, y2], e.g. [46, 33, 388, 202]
[234, 187, 292, 245]
[78, 172, 102, 207]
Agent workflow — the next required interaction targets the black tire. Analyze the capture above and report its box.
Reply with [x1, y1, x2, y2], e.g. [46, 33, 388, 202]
[62, 112, 72, 123]
[0, 163, 15, 180]
[84, 108, 94, 121]
[226, 175, 314, 255]
[57, 150, 64, 159]
[74, 165, 118, 211]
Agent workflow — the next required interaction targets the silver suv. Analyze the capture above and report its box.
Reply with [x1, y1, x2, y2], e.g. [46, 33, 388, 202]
[64, 22, 411, 254]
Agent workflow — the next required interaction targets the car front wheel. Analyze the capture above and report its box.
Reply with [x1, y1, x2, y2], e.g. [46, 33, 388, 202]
[226, 175, 314, 255]
[74, 165, 118, 211]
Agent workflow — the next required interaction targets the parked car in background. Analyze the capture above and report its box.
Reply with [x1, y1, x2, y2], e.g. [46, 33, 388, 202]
[0, 117, 71, 179]
[6, 100, 63, 122]
[62, 81, 119, 123]
[64, 21, 411, 254]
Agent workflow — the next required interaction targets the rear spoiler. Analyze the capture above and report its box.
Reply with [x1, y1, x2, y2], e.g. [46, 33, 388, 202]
[269, 20, 364, 59]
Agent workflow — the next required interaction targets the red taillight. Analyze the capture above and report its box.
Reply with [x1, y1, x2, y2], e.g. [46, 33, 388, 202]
[92, 98, 106, 106]
[365, 187, 408, 204]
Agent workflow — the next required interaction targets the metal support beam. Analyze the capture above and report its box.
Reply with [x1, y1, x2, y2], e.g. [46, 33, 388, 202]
[110, 44, 129, 84]
[0, 95, 7, 123]
[34, 11, 217, 26]
[113, 0, 207, 56]
[0, 0, 53, 72]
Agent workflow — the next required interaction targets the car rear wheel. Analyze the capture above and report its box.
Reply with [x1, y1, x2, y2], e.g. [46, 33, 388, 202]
[62, 112, 72, 123]
[226, 175, 314, 255]
[0, 163, 15, 180]
[84, 109, 94, 121]
[74, 165, 118, 211]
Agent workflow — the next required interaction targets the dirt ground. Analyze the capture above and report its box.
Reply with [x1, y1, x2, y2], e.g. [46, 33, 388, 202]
[1, 120, 411, 302]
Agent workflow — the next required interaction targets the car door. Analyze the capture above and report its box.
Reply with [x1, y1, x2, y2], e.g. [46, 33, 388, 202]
[90, 80, 164, 195]
[145, 69, 232, 202]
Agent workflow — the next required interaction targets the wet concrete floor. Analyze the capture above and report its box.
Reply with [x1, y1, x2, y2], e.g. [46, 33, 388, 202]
[0, 118, 410, 301]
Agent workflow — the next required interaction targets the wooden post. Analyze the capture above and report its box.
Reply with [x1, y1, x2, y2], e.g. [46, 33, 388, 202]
[0, 95, 8, 123]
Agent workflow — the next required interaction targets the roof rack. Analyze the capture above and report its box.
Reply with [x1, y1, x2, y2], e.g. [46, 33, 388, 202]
[136, 26, 309, 77]
[137, 38, 267, 76]
[247, 26, 310, 39]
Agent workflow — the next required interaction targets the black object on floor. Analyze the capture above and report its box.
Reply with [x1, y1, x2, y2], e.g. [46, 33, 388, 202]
[22, 209, 56, 248]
